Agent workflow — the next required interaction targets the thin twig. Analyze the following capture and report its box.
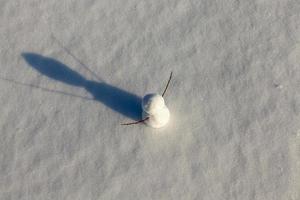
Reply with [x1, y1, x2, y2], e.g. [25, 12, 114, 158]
[121, 117, 149, 126]
[162, 71, 173, 97]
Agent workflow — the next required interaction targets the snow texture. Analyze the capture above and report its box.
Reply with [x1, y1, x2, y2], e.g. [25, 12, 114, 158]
[0, 0, 300, 199]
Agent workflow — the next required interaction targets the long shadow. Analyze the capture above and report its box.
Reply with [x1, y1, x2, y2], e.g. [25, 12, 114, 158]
[22, 53, 142, 120]
[0, 76, 94, 101]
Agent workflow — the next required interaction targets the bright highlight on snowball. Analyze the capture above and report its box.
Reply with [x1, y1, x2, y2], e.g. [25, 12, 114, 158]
[142, 94, 170, 128]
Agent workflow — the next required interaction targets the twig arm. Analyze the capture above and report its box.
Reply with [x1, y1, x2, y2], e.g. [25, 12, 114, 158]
[121, 117, 149, 126]
[162, 71, 173, 97]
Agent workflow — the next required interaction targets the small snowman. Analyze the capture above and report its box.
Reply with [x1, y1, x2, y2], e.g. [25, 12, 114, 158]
[141, 93, 170, 128]
[122, 72, 172, 128]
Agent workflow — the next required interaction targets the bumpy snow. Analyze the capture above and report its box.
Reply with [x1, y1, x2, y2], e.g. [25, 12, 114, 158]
[0, 0, 300, 199]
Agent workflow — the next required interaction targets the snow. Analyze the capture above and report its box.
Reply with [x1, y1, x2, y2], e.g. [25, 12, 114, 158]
[142, 93, 170, 128]
[0, 0, 300, 199]
[142, 94, 165, 115]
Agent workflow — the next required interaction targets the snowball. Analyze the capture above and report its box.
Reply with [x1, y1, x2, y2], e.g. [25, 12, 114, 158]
[142, 93, 170, 128]
[142, 94, 165, 114]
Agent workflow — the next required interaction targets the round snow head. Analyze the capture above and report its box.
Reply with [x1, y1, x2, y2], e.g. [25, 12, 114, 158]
[142, 93, 165, 115]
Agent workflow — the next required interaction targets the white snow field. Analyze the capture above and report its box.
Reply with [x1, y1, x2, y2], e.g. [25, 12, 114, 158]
[0, 0, 300, 199]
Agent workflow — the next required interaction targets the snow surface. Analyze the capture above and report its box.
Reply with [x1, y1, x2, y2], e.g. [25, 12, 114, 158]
[0, 0, 300, 199]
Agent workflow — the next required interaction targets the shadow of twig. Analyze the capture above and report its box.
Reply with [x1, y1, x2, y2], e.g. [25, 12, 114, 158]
[20, 53, 142, 120]
[51, 35, 102, 82]
[0, 76, 93, 101]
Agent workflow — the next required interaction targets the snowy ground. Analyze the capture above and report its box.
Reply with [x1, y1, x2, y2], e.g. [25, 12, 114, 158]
[0, 0, 300, 199]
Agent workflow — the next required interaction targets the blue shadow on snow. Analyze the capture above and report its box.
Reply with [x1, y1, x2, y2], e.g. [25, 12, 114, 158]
[22, 53, 142, 120]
